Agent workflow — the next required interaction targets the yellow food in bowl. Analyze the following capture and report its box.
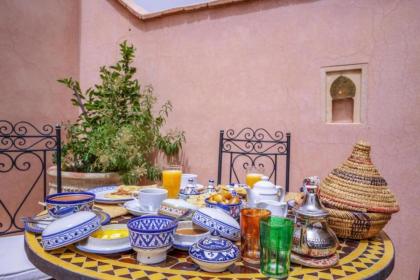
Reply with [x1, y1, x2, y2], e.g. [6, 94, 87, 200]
[91, 228, 129, 240]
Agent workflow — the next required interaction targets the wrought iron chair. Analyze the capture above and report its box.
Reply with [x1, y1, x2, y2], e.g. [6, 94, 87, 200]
[217, 128, 291, 192]
[0, 120, 62, 280]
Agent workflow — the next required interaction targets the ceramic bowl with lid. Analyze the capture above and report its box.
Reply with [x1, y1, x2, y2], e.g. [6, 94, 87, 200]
[204, 197, 242, 220]
[45, 192, 95, 218]
[192, 207, 240, 241]
[189, 236, 240, 272]
[127, 215, 178, 264]
[173, 221, 210, 251]
[42, 211, 101, 250]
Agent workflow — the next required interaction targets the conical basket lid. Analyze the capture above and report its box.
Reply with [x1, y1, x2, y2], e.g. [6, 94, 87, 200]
[319, 141, 399, 214]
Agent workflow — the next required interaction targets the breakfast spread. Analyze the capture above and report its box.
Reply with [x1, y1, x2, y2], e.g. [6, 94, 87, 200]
[27, 159, 397, 278]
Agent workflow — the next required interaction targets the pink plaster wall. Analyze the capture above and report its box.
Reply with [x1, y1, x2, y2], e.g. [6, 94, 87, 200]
[79, 0, 420, 278]
[0, 0, 79, 228]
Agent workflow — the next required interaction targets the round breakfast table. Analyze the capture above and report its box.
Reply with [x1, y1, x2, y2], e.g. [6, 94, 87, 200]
[25, 214, 395, 280]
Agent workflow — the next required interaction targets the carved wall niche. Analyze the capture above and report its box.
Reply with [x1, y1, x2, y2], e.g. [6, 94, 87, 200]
[321, 64, 367, 124]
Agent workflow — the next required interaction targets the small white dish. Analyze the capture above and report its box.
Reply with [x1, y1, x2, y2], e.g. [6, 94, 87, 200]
[76, 243, 132, 254]
[76, 224, 131, 254]
[124, 200, 158, 216]
[42, 211, 101, 250]
[173, 221, 210, 251]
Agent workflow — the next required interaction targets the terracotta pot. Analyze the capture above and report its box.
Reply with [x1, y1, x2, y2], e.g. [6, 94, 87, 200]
[47, 166, 123, 193]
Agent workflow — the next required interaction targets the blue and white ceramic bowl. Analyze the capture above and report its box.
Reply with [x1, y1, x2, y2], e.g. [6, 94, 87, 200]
[42, 211, 101, 250]
[192, 208, 240, 241]
[173, 221, 210, 251]
[189, 236, 240, 272]
[127, 215, 178, 264]
[45, 192, 95, 219]
[205, 198, 242, 220]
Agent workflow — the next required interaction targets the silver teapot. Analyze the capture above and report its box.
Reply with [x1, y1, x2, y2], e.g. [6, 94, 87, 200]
[292, 177, 338, 258]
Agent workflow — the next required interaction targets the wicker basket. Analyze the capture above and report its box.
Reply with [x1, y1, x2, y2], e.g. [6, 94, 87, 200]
[325, 207, 391, 239]
[319, 141, 399, 214]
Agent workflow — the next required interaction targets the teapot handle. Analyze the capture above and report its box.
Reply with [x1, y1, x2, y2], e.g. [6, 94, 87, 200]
[276, 186, 285, 202]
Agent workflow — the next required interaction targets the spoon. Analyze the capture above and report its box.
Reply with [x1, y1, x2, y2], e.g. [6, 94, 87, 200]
[174, 209, 192, 221]
[21, 217, 52, 225]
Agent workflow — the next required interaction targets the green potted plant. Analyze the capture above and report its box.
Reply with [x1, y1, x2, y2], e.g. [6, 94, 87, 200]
[48, 41, 185, 192]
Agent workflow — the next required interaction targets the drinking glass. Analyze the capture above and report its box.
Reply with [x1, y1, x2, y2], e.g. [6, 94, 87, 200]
[259, 217, 294, 279]
[245, 165, 264, 188]
[162, 165, 182, 199]
[240, 208, 271, 265]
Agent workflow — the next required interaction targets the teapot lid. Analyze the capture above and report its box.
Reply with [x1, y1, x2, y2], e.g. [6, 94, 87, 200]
[253, 176, 275, 188]
[296, 185, 328, 218]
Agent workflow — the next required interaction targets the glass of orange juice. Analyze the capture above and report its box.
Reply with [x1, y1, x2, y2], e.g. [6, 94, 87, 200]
[162, 165, 182, 198]
[246, 166, 264, 188]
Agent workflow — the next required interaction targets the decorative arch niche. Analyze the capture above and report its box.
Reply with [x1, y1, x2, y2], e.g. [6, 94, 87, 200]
[321, 64, 367, 124]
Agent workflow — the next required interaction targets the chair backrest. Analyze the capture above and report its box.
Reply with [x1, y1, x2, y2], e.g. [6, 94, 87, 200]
[217, 128, 291, 192]
[0, 120, 62, 235]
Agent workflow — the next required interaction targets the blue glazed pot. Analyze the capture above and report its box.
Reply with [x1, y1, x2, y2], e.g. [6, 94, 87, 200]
[205, 198, 242, 220]
[45, 192, 95, 218]
[127, 215, 178, 250]
[189, 236, 240, 272]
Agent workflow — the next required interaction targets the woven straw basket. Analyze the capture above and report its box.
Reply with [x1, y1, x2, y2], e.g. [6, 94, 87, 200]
[319, 141, 399, 214]
[325, 208, 391, 239]
[319, 141, 399, 239]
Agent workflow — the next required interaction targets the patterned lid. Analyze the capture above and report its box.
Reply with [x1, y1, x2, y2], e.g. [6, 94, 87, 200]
[189, 236, 240, 263]
[197, 237, 232, 251]
[319, 141, 399, 213]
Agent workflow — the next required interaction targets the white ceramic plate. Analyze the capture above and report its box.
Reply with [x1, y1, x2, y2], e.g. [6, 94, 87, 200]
[123, 200, 158, 216]
[76, 242, 132, 254]
[89, 186, 135, 204]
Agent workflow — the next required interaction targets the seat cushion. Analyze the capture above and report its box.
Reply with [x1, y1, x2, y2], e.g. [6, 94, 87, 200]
[0, 234, 51, 280]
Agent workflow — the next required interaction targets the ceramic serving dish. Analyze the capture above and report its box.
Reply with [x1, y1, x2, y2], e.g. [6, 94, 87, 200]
[159, 199, 198, 220]
[189, 236, 240, 272]
[127, 215, 178, 264]
[205, 198, 242, 220]
[76, 224, 131, 254]
[192, 208, 240, 241]
[89, 186, 134, 204]
[45, 192, 95, 218]
[25, 210, 110, 234]
[42, 211, 101, 250]
[173, 221, 210, 251]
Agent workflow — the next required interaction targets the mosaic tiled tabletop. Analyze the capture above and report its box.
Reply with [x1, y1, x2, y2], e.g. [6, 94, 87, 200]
[25, 215, 394, 280]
